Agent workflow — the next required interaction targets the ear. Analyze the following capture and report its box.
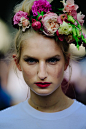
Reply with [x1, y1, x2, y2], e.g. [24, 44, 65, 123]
[64, 54, 70, 71]
[13, 54, 22, 71]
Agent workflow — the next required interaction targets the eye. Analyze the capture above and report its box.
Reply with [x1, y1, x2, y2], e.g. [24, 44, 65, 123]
[24, 58, 38, 65]
[47, 58, 60, 65]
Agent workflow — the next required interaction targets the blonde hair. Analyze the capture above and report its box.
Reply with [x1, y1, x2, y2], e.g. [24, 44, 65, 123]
[14, 0, 70, 63]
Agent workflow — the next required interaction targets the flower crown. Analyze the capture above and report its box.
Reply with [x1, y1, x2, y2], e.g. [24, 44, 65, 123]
[13, 0, 86, 50]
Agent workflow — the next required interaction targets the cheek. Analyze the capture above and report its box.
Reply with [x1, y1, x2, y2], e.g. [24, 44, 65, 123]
[57, 66, 64, 78]
[22, 66, 36, 81]
[49, 64, 64, 79]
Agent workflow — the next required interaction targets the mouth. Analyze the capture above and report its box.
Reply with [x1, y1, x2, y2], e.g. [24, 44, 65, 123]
[35, 82, 51, 88]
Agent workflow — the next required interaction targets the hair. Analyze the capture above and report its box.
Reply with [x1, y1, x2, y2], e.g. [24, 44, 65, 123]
[13, 0, 74, 97]
[14, 0, 70, 63]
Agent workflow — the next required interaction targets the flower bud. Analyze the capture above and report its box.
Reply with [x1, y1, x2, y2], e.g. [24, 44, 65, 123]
[32, 21, 41, 31]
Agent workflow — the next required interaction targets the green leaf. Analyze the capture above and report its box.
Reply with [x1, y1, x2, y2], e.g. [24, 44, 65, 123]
[40, 27, 43, 31]
[72, 28, 76, 37]
[81, 34, 86, 43]
[76, 28, 80, 38]
[67, 15, 75, 23]
[55, 36, 58, 42]
[77, 43, 80, 50]
[76, 20, 81, 30]
[58, 8, 64, 11]
[37, 11, 44, 20]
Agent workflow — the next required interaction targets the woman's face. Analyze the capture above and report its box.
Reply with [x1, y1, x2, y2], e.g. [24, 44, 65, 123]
[18, 33, 67, 96]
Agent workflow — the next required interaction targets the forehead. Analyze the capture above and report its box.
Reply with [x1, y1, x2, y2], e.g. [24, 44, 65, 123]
[21, 33, 63, 58]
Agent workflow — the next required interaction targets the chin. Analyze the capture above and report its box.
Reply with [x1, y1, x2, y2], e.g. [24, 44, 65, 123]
[33, 89, 55, 97]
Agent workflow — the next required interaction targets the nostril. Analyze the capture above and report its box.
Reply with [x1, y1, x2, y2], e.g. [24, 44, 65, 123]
[37, 62, 48, 79]
[37, 71, 48, 80]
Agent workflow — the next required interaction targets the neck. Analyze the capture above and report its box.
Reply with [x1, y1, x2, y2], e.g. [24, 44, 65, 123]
[28, 86, 74, 113]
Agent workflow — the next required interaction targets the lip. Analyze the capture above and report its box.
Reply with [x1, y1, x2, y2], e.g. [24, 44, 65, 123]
[35, 82, 51, 88]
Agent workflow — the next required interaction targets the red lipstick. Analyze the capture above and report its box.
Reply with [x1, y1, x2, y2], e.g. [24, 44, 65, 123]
[35, 82, 51, 88]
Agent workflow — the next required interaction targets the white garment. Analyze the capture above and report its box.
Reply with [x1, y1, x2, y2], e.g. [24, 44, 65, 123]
[0, 99, 86, 129]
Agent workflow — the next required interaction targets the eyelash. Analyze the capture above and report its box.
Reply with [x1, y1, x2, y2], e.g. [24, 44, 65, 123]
[24, 58, 38, 64]
[48, 58, 60, 64]
[24, 58, 60, 65]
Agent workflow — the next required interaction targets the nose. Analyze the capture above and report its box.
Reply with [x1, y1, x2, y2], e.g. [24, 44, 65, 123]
[37, 61, 48, 80]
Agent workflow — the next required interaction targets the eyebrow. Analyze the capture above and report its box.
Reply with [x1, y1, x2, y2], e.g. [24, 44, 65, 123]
[23, 54, 61, 59]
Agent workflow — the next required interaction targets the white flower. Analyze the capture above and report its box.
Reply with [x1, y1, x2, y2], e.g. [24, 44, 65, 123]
[77, 12, 85, 26]
[58, 21, 72, 35]
[18, 17, 30, 32]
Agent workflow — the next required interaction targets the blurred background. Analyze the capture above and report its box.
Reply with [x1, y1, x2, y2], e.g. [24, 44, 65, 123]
[0, 0, 86, 110]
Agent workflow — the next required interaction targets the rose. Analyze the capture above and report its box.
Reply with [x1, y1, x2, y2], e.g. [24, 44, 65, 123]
[18, 17, 30, 27]
[18, 17, 30, 32]
[13, 11, 29, 25]
[41, 12, 59, 36]
[58, 21, 72, 35]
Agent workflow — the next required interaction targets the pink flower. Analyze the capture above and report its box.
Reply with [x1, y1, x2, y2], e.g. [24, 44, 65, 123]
[83, 33, 86, 39]
[63, 0, 78, 13]
[57, 14, 67, 24]
[32, 19, 36, 23]
[38, 15, 42, 20]
[77, 12, 85, 26]
[56, 30, 64, 41]
[41, 12, 59, 36]
[13, 11, 29, 25]
[32, 0, 52, 16]
[32, 21, 41, 31]
[70, 10, 77, 20]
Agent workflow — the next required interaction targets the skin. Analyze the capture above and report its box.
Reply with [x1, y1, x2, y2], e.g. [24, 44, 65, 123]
[14, 33, 74, 113]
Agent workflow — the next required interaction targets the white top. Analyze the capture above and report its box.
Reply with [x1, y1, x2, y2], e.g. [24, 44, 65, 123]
[0, 99, 86, 129]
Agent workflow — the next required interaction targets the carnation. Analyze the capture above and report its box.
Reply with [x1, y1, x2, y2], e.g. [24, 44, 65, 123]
[42, 12, 59, 36]
[32, 0, 52, 16]
[58, 21, 72, 35]
[13, 11, 29, 25]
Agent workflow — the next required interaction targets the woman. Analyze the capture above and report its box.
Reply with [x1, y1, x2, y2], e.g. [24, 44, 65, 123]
[0, 0, 86, 128]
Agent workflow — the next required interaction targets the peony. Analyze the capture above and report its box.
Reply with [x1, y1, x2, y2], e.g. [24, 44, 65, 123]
[41, 12, 59, 36]
[77, 12, 85, 26]
[13, 11, 29, 25]
[58, 21, 72, 35]
[32, 0, 52, 16]
[63, 0, 78, 13]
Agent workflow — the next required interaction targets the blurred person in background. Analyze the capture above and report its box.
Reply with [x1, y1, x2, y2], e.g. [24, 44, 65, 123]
[0, 19, 29, 108]
[64, 42, 86, 104]
[0, 0, 86, 128]
[0, 20, 12, 110]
